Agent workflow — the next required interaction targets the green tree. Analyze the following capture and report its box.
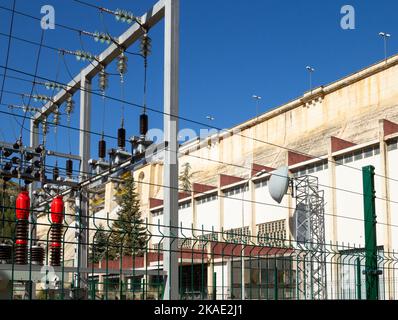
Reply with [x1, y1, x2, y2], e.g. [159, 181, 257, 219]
[179, 162, 193, 192]
[89, 224, 108, 263]
[109, 175, 147, 259]
[0, 180, 17, 244]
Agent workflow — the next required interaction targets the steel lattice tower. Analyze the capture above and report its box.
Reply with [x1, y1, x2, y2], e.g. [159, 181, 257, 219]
[294, 175, 327, 300]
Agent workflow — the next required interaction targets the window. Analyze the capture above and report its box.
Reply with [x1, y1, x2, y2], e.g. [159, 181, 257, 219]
[344, 154, 353, 163]
[255, 179, 268, 189]
[258, 220, 287, 247]
[315, 162, 323, 172]
[364, 147, 373, 158]
[307, 165, 314, 174]
[387, 139, 398, 151]
[224, 226, 250, 244]
[151, 209, 163, 217]
[354, 150, 363, 161]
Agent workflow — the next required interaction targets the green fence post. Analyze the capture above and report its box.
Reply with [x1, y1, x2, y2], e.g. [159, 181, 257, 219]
[274, 259, 278, 300]
[213, 272, 217, 300]
[356, 257, 361, 300]
[362, 165, 380, 300]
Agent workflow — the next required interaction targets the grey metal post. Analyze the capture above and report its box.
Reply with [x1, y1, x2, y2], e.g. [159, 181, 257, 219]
[163, 0, 179, 300]
[28, 119, 40, 299]
[73, 73, 91, 298]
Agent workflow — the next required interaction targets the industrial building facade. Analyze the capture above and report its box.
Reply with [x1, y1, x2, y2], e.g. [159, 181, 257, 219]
[41, 55, 398, 300]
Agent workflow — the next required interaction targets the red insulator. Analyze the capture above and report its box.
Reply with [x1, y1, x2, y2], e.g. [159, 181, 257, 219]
[50, 196, 64, 224]
[16, 191, 30, 220]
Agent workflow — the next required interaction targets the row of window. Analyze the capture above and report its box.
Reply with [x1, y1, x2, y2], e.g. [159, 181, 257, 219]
[196, 194, 218, 205]
[292, 160, 328, 178]
[335, 144, 380, 166]
[179, 201, 191, 210]
[224, 185, 249, 197]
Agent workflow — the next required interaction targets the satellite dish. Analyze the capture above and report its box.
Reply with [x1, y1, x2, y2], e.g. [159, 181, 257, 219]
[268, 166, 290, 203]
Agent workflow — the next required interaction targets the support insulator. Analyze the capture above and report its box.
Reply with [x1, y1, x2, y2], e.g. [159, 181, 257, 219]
[50, 196, 64, 267]
[14, 220, 29, 265]
[66, 159, 73, 178]
[140, 113, 149, 136]
[53, 165, 59, 181]
[118, 127, 126, 149]
[50, 224, 62, 267]
[30, 245, 45, 265]
[117, 54, 128, 75]
[140, 34, 152, 57]
[99, 139, 106, 159]
[0, 243, 12, 264]
[99, 69, 108, 92]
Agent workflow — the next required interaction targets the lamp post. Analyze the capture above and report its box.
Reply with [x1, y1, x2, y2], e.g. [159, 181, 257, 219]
[252, 95, 262, 121]
[240, 169, 267, 299]
[306, 66, 315, 93]
[379, 32, 391, 62]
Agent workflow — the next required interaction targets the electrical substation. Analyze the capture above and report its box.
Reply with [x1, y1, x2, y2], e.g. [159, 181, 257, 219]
[1, 0, 398, 302]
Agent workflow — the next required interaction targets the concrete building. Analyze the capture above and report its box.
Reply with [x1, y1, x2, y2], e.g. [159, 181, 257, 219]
[38, 54, 398, 299]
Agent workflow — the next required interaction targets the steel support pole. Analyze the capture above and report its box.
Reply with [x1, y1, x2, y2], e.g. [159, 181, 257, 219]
[163, 0, 179, 300]
[73, 73, 91, 298]
[362, 165, 380, 300]
[28, 119, 40, 300]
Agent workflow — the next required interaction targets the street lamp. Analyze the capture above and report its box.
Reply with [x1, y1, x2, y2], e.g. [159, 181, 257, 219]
[240, 168, 268, 299]
[379, 32, 391, 62]
[252, 95, 262, 120]
[306, 66, 315, 93]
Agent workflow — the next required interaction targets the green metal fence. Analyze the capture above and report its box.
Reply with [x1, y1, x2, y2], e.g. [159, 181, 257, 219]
[0, 205, 397, 300]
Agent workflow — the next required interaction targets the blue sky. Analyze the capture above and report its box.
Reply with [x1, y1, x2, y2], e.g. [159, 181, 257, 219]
[0, 0, 397, 171]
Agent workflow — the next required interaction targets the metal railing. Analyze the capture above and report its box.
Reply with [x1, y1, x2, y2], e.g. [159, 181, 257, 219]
[0, 205, 397, 300]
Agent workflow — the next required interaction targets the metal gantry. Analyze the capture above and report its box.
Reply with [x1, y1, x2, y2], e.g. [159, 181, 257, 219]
[294, 175, 327, 300]
[26, 0, 180, 300]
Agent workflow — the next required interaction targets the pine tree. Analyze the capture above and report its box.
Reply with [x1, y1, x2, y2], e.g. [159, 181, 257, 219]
[0, 180, 17, 244]
[89, 224, 108, 263]
[109, 175, 147, 259]
[179, 162, 193, 192]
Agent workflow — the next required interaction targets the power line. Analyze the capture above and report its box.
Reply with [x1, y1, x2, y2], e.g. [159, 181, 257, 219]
[19, 29, 45, 141]
[3, 71, 398, 208]
[0, 0, 16, 106]
[4, 157, 398, 233]
[3, 63, 398, 190]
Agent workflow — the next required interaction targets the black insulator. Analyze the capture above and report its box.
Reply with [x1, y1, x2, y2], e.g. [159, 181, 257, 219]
[33, 160, 41, 168]
[11, 157, 20, 164]
[35, 145, 43, 154]
[66, 159, 73, 178]
[25, 153, 34, 161]
[0, 243, 12, 264]
[4, 162, 12, 171]
[3, 149, 12, 158]
[50, 224, 62, 267]
[53, 166, 59, 181]
[118, 127, 126, 148]
[25, 166, 33, 174]
[15, 220, 29, 265]
[98, 139, 106, 159]
[30, 245, 45, 266]
[34, 170, 41, 179]
[13, 141, 20, 150]
[140, 113, 149, 136]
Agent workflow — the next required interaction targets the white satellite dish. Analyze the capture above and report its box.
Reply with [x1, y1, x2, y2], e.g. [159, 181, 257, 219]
[268, 166, 290, 203]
